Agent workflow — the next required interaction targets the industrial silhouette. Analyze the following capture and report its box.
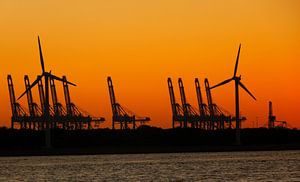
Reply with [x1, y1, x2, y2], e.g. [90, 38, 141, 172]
[107, 76, 150, 129]
[167, 77, 184, 128]
[7, 75, 27, 128]
[204, 78, 233, 130]
[6, 38, 290, 150]
[8, 37, 105, 147]
[168, 77, 232, 130]
[18, 36, 74, 148]
[195, 78, 208, 129]
[178, 78, 199, 128]
[268, 101, 287, 128]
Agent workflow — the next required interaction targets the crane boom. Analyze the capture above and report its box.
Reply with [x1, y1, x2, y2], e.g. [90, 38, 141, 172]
[63, 76, 72, 116]
[24, 75, 35, 119]
[7, 75, 17, 129]
[38, 78, 45, 115]
[107, 76, 118, 118]
[167, 78, 177, 125]
[195, 78, 205, 116]
[8, 75, 17, 119]
[205, 78, 215, 130]
[204, 78, 214, 117]
[50, 77, 59, 116]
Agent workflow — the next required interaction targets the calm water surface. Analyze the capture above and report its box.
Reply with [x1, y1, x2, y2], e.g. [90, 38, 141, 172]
[0, 150, 299, 181]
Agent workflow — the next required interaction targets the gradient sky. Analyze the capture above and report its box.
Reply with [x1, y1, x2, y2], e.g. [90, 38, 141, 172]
[1, 0, 299, 128]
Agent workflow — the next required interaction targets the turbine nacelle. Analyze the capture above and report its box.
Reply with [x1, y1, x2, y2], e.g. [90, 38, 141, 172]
[234, 75, 241, 81]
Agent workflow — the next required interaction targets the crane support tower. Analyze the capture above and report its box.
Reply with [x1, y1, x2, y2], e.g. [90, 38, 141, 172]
[107, 76, 150, 129]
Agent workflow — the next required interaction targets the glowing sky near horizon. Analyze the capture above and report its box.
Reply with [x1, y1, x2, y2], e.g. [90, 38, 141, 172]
[0, 0, 299, 128]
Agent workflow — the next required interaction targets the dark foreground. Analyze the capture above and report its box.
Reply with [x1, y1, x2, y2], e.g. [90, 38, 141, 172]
[0, 127, 299, 156]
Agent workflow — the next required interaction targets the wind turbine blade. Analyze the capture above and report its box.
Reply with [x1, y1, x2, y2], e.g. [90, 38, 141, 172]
[239, 81, 256, 100]
[38, 36, 45, 73]
[210, 78, 233, 89]
[49, 74, 76, 86]
[18, 76, 42, 100]
[233, 44, 241, 77]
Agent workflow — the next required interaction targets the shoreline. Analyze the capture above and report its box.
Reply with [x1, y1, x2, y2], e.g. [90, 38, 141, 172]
[1, 144, 300, 157]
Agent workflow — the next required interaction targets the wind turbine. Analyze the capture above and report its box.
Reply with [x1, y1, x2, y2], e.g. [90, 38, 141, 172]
[210, 44, 256, 131]
[18, 36, 76, 148]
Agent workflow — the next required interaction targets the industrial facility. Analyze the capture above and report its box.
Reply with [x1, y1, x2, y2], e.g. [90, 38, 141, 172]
[167, 77, 232, 130]
[8, 37, 105, 131]
[6, 38, 288, 132]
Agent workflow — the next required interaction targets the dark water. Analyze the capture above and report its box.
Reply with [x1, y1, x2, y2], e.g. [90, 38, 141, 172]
[0, 150, 299, 181]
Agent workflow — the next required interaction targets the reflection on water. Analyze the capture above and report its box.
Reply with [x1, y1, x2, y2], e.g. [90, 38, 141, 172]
[0, 150, 299, 181]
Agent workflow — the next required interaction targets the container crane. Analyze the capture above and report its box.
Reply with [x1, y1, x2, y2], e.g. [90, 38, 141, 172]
[205, 78, 232, 130]
[7, 75, 28, 129]
[195, 78, 209, 129]
[107, 76, 150, 129]
[63, 76, 105, 129]
[24, 75, 43, 130]
[37, 78, 46, 129]
[50, 77, 67, 129]
[178, 78, 200, 128]
[38, 78, 45, 114]
[167, 78, 184, 128]
[205, 78, 216, 130]
[268, 101, 287, 128]
[63, 75, 83, 129]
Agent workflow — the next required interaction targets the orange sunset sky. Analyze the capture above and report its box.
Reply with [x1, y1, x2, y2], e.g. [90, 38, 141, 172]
[0, 0, 299, 129]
